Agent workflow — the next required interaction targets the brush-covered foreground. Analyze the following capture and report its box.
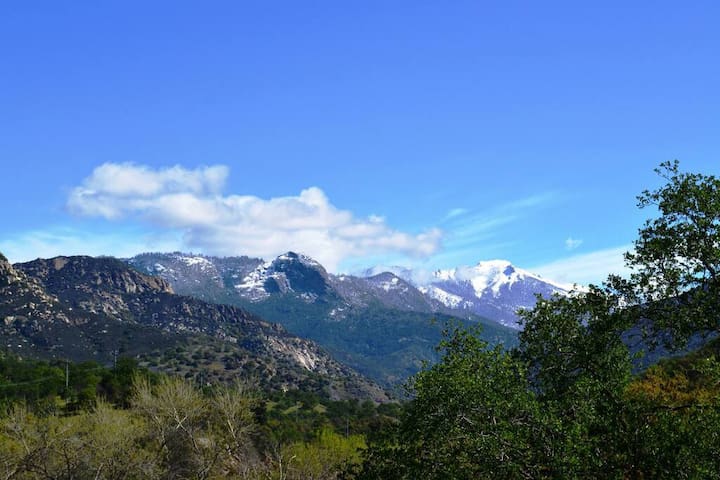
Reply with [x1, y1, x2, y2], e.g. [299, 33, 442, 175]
[0, 354, 400, 479]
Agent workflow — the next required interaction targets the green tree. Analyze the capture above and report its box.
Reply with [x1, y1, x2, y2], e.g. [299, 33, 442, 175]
[276, 427, 365, 480]
[356, 325, 549, 480]
[619, 159, 720, 344]
[516, 288, 632, 477]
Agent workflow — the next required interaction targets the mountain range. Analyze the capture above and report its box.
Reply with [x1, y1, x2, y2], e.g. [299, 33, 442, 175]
[0, 247, 572, 395]
[127, 251, 571, 384]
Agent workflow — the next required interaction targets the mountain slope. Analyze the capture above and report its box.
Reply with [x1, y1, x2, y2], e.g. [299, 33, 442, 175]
[2, 254, 386, 401]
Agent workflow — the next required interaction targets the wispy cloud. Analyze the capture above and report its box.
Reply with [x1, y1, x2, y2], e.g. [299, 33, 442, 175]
[565, 237, 583, 250]
[441, 192, 557, 252]
[447, 214, 519, 242]
[65, 163, 442, 270]
[529, 245, 631, 286]
[443, 208, 468, 220]
[504, 192, 557, 210]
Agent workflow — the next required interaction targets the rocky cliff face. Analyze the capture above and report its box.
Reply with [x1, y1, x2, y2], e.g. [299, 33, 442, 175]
[0, 253, 69, 326]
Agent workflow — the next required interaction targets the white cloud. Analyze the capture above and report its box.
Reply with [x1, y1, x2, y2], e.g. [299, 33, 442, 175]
[529, 245, 631, 286]
[565, 237, 583, 250]
[66, 163, 442, 270]
[67, 163, 229, 219]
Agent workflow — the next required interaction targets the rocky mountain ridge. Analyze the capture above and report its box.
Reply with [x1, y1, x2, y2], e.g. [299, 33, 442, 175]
[1, 254, 387, 401]
[131, 252, 572, 329]
[127, 252, 522, 385]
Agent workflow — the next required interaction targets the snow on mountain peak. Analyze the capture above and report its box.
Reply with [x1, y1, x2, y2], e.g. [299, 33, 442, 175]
[274, 251, 325, 270]
[277, 251, 308, 263]
[432, 260, 516, 297]
[419, 259, 579, 328]
[233, 251, 330, 301]
[431, 259, 574, 299]
[467, 260, 527, 296]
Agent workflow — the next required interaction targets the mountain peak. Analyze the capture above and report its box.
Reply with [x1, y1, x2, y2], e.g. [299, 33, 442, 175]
[274, 251, 324, 269]
[234, 251, 331, 301]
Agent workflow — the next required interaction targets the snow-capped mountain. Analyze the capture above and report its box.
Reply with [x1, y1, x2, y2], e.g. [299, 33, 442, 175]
[234, 252, 332, 302]
[377, 260, 574, 329]
[125, 251, 572, 383]
[129, 252, 262, 304]
[125, 251, 520, 385]
[130, 252, 573, 330]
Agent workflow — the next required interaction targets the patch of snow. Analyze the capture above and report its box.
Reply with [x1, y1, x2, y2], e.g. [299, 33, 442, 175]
[299, 292, 318, 302]
[419, 285, 468, 309]
[179, 255, 214, 268]
[234, 261, 273, 300]
[378, 277, 401, 292]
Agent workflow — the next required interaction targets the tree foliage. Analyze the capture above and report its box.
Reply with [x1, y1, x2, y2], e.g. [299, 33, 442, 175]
[356, 326, 552, 479]
[621, 159, 720, 343]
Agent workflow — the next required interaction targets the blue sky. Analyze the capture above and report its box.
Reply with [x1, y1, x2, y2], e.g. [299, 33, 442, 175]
[1, 1, 719, 285]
